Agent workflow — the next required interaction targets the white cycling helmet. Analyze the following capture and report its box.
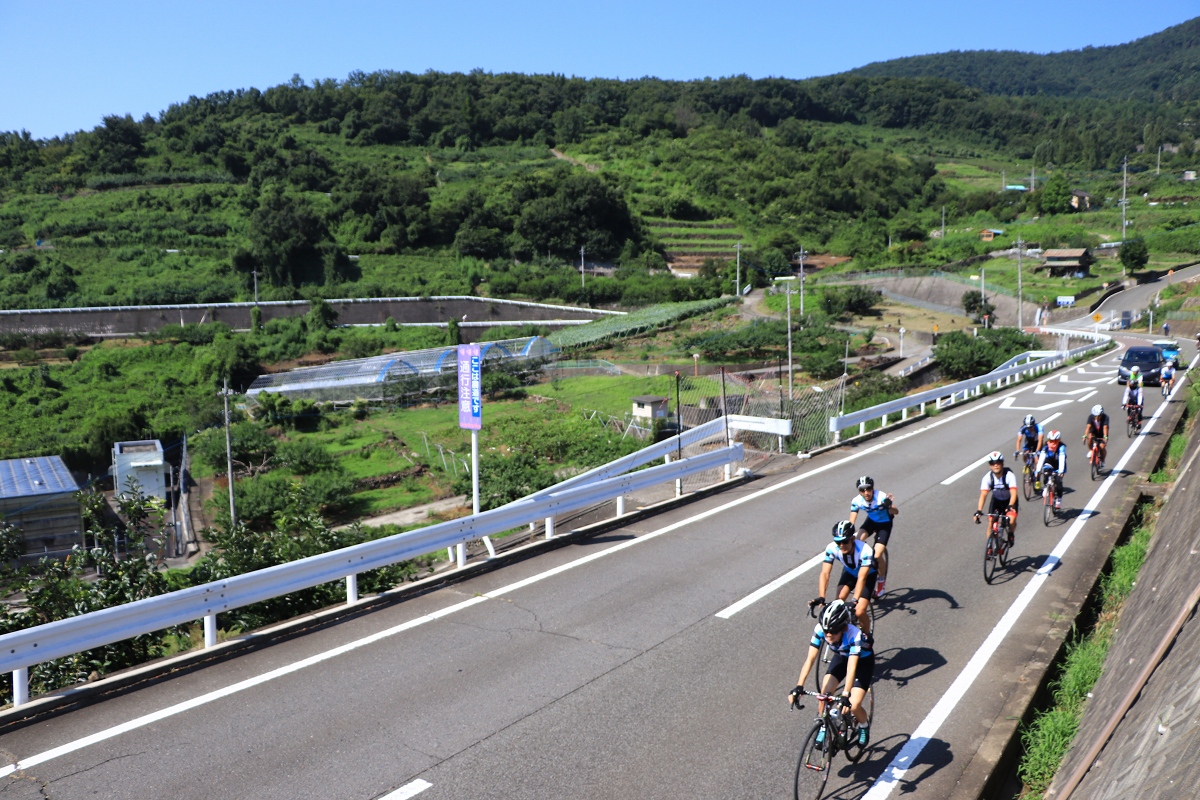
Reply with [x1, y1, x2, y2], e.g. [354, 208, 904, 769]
[1091, 404, 1104, 416]
[1131, 365, 1140, 374]
[1022, 414, 1037, 427]
[987, 450, 1004, 464]
[1047, 430, 1063, 442]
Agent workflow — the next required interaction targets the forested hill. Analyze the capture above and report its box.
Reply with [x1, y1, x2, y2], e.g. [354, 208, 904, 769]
[848, 16, 1200, 102]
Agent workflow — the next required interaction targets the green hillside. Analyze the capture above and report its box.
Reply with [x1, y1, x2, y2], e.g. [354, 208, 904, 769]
[1, 66, 1199, 312]
[849, 16, 1200, 102]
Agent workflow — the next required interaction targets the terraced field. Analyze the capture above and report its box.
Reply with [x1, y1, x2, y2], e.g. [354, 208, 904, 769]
[645, 217, 748, 270]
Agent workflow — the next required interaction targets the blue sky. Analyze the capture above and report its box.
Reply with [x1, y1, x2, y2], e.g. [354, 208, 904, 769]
[2, 1, 1197, 139]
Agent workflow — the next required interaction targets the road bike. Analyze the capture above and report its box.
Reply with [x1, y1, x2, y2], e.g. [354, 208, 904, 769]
[1162, 378, 1174, 399]
[981, 512, 1013, 583]
[1125, 404, 1142, 438]
[1042, 470, 1063, 526]
[1019, 450, 1038, 501]
[1084, 436, 1105, 481]
[790, 687, 874, 800]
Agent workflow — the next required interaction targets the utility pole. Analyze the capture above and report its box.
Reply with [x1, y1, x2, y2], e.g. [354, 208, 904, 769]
[580, 246, 585, 288]
[1121, 157, 1129, 277]
[941, 206, 946, 240]
[1017, 236, 1024, 330]
[774, 277, 796, 400]
[794, 247, 807, 315]
[1030, 165, 1035, 191]
[1001, 170, 1006, 191]
[1157, 146, 1162, 176]
[220, 378, 237, 528]
[735, 241, 742, 297]
[980, 267, 986, 326]
[251, 269, 259, 305]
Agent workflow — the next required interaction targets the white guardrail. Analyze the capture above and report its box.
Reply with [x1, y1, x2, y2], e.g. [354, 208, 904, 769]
[830, 327, 1111, 441]
[0, 423, 750, 705]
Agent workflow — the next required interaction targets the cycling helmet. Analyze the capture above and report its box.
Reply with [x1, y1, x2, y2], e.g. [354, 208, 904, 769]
[1046, 430, 1062, 442]
[987, 451, 1004, 464]
[831, 520, 856, 543]
[855, 476, 874, 491]
[1131, 365, 1140, 374]
[820, 599, 852, 633]
[1092, 404, 1104, 416]
[1022, 414, 1037, 427]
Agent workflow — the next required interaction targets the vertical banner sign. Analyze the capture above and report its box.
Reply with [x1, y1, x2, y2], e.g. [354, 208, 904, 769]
[457, 344, 482, 430]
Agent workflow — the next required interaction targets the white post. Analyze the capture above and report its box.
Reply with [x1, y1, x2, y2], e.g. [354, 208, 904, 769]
[346, 574, 359, 604]
[545, 516, 555, 539]
[616, 496, 626, 516]
[472, 430, 495, 557]
[456, 542, 465, 568]
[12, 667, 28, 706]
[204, 613, 218, 648]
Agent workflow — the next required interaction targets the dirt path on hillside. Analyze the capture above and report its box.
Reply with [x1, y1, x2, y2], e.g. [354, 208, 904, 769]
[550, 149, 598, 172]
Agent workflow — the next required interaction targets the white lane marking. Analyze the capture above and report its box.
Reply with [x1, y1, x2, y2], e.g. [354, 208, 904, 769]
[863, 353, 1196, 799]
[940, 411, 1060, 486]
[0, 348, 1108, 778]
[1077, 390, 1098, 404]
[941, 454, 991, 486]
[381, 779, 433, 799]
[715, 554, 825, 619]
[997, 397, 1073, 412]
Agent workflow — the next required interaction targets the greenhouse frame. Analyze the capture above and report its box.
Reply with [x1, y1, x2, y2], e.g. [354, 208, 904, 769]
[245, 336, 560, 404]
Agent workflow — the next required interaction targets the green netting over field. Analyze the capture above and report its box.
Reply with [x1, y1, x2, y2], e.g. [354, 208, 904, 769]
[547, 298, 737, 350]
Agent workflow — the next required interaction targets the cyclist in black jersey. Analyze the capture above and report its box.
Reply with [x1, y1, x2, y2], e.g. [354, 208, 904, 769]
[1083, 404, 1109, 469]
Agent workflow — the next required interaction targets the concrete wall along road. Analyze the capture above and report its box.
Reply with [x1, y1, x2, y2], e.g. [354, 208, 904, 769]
[1047, 424, 1200, 800]
[0, 297, 615, 338]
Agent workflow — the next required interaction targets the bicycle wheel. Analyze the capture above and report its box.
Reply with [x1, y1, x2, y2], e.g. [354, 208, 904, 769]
[1127, 417, 1136, 438]
[1043, 489, 1054, 526]
[1022, 465, 1034, 501]
[812, 640, 832, 691]
[844, 688, 875, 763]
[795, 720, 832, 800]
[1090, 452, 1098, 482]
[983, 531, 999, 583]
[998, 524, 1011, 567]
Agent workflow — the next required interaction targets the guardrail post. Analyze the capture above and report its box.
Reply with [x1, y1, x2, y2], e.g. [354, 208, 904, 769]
[456, 543, 466, 569]
[12, 667, 28, 706]
[919, 401, 926, 415]
[346, 574, 358, 604]
[545, 516, 555, 539]
[859, 421, 866, 436]
[901, 407, 908, 421]
[204, 613, 217, 648]
[616, 496, 626, 517]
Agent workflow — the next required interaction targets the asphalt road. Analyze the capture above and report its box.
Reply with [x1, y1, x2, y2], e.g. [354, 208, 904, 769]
[0, 338, 1183, 800]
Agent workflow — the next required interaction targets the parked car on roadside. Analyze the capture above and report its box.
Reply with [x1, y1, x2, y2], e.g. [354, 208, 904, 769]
[1118, 346, 1165, 385]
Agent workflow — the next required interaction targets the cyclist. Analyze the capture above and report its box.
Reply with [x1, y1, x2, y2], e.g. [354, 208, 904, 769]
[1014, 414, 1045, 489]
[848, 476, 898, 597]
[974, 451, 1018, 545]
[810, 520, 875, 637]
[1035, 430, 1068, 510]
[1123, 366, 1145, 425]
[1083, 404, 1109, 470]
[788, 599, 873, 748]
[1164, 322, 1171, 337]
[1161, 359, 1177, 396]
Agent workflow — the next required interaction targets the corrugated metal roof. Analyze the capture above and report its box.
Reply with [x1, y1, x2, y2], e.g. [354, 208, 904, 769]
[0, 456, 80, 498]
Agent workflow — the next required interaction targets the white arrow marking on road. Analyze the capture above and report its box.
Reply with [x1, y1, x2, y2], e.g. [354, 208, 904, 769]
[1034, 384, 1099, 395]
[997, 397, 1074, 412]
[381, 780, 433, 799]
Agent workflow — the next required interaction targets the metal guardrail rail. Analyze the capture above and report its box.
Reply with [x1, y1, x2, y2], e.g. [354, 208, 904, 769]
[830, 328, 1111, 441]
[0, 435, 744, 705]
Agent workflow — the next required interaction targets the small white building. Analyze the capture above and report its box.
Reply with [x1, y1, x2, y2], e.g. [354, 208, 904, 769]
[631, 396, 670, 420]
[112, 440, 167, 502]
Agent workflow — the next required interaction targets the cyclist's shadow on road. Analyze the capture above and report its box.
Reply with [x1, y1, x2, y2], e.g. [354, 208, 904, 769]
[823, 734, 954, 798]
[874, 587, 961, 623]
[873, 646, 947, 687]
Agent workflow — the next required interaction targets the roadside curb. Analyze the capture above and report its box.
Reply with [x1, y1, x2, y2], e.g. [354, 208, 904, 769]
[0, 472, 755, 730]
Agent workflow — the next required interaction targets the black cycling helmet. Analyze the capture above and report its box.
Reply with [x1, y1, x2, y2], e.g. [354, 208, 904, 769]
[821, 599, 852, 633]
[831, 520, 856, 543]
[856, 475, 874, 491]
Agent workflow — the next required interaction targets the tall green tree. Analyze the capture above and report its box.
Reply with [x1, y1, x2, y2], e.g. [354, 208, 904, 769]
[1119, 237, 1149, 272]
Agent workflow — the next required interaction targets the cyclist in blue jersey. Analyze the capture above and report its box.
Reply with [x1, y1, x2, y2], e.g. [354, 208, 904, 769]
[789, 599, 873, 747]
[848, 476, 898, 597]
[1035, 430, 1067, 510]
[1161, 359, 1177, 396]
[1014, 414, 1045, 488]
[810, 520, 875, 636]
